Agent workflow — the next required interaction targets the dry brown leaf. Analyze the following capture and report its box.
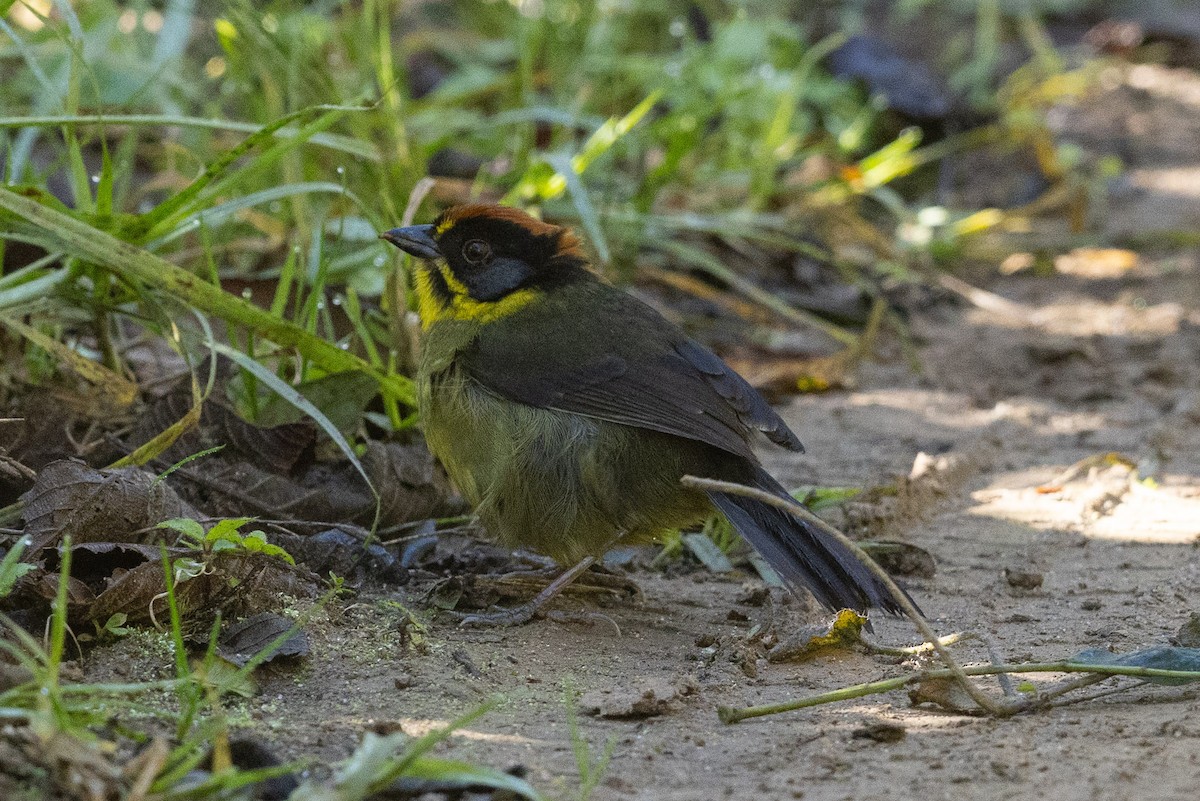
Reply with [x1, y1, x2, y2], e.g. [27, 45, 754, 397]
[362, 440, 450, 527]
[88, 550, 319, 630]
[20, 460, 194, 551]
[218, 612, 309, 667]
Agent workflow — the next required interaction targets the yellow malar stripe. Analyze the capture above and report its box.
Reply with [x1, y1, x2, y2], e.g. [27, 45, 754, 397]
[414, 268, 444, 331]
[414, 265, 540, 328]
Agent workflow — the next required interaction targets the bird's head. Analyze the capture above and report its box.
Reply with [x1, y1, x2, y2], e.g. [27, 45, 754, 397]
[381, 204, 587, 328]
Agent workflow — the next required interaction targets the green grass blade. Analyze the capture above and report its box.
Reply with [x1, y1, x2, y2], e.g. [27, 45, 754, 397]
[146, 182, 369, 249]
[0, 268, 71, 311]
[0, 114, 379, 161]
[401, 757, 544, 801]
[0, 187, 415, 404]
[207, 340, 379, 513]
[130, 103, 364, 241]
[0, 538, 35, 597]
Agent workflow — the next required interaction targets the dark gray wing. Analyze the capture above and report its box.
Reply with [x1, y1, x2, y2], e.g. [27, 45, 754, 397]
[456, 280, 803, 458]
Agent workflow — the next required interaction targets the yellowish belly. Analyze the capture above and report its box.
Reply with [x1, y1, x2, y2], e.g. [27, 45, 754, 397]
[419, 364, 713, 564]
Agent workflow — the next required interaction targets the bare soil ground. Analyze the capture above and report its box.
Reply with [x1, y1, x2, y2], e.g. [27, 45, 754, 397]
[81, 63, 1200, 800]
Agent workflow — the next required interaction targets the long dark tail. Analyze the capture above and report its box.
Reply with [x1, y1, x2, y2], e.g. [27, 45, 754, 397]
[706, 467, 908, 615]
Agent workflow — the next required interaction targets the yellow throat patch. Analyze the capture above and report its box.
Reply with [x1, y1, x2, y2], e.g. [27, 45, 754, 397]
[414, 263, 539, 330]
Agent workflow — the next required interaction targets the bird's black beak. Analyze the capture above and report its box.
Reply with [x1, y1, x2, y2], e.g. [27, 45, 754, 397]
[380, 224, 440, 260]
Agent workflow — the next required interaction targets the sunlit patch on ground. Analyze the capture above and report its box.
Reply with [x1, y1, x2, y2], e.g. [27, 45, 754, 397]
[970, 470, 1200, 544]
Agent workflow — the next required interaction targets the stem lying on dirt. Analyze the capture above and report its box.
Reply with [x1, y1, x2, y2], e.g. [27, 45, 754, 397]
[715, 661, 1200, 724]
[683, 476, 1200, 723]
[682, 476, 1017, 718]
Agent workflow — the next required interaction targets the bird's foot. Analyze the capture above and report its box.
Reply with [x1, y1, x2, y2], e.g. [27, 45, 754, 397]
[478, 559, 642, 602]
[456, 606, 623, 635]
[456, 556, 596, 627]
[544, 609, 623, 636]
[455, 605, 540, 628]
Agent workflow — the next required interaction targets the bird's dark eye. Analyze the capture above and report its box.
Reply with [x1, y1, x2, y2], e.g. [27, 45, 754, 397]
[462, 239, 491, 265]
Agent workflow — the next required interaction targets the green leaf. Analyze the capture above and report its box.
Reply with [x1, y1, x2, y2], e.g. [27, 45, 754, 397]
[239, 531, 295, 564]
[158, 517, 206, 543]
[206, 517, 254, 542]
[101, 613, 131, 637]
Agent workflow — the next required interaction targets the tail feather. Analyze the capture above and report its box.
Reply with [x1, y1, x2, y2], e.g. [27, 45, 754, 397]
[707, 469, 909, 615]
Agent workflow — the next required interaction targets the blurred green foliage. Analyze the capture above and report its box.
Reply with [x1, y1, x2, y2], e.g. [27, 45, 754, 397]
[1, 1, 943, 274]
[0, 0, 1100, 422]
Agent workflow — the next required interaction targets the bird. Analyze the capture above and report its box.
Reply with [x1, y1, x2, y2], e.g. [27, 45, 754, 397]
[381, 204, 904, 625]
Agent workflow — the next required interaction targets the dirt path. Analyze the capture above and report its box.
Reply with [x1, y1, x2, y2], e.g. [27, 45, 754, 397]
[202, 240, 1197, 801]
[83, 63, 1200, 800]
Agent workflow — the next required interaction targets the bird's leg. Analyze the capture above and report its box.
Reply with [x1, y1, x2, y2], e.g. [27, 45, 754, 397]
[457, 556, 597, 627]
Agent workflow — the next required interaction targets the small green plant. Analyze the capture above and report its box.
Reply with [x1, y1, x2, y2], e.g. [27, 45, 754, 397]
[378, 598, 431, 651]
[158, 516, 296, 564]
[96, 612, 133, 640]
[0, 540, 179, 744]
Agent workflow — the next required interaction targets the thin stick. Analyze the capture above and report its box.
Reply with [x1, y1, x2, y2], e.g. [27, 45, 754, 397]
[1042, 676, 1136, 708]
[719, 661, 1200, 723]
[682, 475, 1013, 717]
[866, 630, 978, 657]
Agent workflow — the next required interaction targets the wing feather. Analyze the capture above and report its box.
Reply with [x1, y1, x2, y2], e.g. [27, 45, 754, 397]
[455, 279, 803, 458]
